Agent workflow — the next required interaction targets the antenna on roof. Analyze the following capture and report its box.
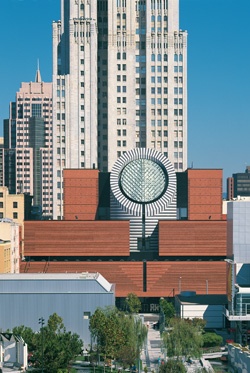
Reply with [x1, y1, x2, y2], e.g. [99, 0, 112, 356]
[35, 59, 42, 83]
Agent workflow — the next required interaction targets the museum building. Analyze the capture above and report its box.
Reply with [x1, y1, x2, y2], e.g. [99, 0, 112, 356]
[21, 150, 227, 310]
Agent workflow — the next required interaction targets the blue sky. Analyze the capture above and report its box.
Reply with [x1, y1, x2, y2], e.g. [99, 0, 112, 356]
[0, 0, 249, 191]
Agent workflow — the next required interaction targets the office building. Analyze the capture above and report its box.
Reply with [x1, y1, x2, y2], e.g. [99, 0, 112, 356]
[225, 200, 250, 345]
[227, 166, 250, 200]
[0, 186, 32, 262]
[53, 0, 187, 219]
[0, 219, 20, 273]
[4, 68, 53, 219]
[0, 138, 4, 187]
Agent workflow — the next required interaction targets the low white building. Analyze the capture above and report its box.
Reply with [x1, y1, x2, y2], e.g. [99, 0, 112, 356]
[175, 292, 227, 329]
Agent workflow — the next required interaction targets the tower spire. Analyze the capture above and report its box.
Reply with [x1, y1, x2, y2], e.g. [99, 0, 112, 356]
[35, 59, 42, 82]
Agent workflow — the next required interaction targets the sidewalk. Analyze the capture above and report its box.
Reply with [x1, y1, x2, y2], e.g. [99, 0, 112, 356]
[141, 314, 164, 372]
[140, 314, 214, 373]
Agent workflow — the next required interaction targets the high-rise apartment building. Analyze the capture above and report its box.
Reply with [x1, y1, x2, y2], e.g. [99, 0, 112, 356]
[0, 138, 4, 187]
[227, 166, 250, 200]
[53, 0, 187, 219]
[4, 69, 53, 218]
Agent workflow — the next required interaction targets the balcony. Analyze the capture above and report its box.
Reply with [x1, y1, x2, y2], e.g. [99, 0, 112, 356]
[225, 307, 250, 321]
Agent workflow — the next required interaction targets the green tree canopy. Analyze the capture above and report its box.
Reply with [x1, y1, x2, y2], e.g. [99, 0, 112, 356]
[159, 298, 175, 327]
[89, 306, 147, 368]
[12, 313, 83, 372]
[185, 317, 206, 332]
[125, 293, 142, 314]
[12, 325, 37, 352]
[163, 318, 203, 361]
[202, 332, 223, 348]
[159, 359, 186, 373]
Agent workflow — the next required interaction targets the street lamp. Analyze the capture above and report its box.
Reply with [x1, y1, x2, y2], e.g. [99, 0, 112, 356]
[178, 277, 182, 294]
[38, 317, 45, 373]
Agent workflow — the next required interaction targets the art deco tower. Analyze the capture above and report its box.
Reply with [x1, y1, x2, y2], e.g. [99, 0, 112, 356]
[53, 0, 187, 219]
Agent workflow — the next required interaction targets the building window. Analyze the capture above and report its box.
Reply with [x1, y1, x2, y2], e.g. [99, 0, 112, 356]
[0, 202, 3, 208]
[13, 212, 18, 219]
[13, 202, 18, 208]
[0, 192, 3, 198]
[32, 104, 42, 117]
[83, 312, 91, 320]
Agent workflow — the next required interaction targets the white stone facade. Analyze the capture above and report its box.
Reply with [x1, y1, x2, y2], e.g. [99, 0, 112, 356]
[53, 0, 187, 219]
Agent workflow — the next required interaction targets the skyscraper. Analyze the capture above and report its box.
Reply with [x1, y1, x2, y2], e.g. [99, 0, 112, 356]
[4, 68, 53, 219]
[53, 0, 187, 219]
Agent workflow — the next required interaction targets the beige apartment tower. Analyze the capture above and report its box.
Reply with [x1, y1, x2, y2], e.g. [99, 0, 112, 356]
[4, 69, 53, 218]
[53, 0, 187, 219]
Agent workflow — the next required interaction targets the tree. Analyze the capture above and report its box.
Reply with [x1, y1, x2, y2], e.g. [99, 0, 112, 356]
[90, 306, 127, 362]
[89, 306, 147, 368]
[159, 359, 186, 373]
[202, 332, 223, 348]
[162, 318, 203, 361]
[12, 325, 37, 352]
[185, 317, 206, 332]
[125, 293, 142, 314]
[159, 298, 175, 327]
[37, 313, 83, 372]
[12, 313, 83, 372]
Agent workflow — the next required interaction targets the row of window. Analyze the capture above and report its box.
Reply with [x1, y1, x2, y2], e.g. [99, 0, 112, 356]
[117, 129, 127, 136]
[151, 130, 168, 137]
[17, 98, 51, 102]
[0, 202, 18, 208]
[150, 109, 183, 116]
[0, 212, 18, 219]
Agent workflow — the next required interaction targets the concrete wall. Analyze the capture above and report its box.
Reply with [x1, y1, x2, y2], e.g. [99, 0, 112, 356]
[228, 344, 250, 373]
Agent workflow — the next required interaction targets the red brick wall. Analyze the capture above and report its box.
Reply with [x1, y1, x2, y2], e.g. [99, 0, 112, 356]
[20, 260, 226, 298]
[24, 221, 130, 257]
[187, 169, 223, 220]
[63, 169, 99, 220]
[159, 220, 227, 256]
